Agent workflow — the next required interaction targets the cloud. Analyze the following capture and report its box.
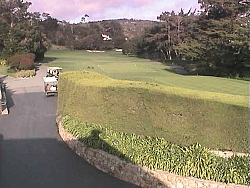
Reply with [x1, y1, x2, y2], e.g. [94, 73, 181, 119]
[28, 0, 199, 22]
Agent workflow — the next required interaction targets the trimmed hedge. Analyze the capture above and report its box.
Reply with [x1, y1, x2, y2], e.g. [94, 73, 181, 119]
[58, 71, 250, 184]
[58, 70, 249, 184]
[58, 71, 248, 152]
[61, 115, 250, 185]
[59, 71, 248, 107]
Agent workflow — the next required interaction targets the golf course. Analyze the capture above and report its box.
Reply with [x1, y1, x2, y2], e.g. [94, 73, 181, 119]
[44, 48, 248, 96]
[38, 48, 248, 152]
[1, 48, 249, 184]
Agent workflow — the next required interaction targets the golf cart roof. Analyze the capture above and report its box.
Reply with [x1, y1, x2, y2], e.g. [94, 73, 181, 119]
[47, 67, 62, 71]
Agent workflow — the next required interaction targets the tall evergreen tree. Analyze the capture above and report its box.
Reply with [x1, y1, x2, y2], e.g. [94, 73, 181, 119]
[0, 0, 47, 60]
[179, 0, 250, 77]
[137, 9, 196, 60]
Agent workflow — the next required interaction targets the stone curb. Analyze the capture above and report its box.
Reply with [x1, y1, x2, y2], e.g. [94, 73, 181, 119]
[56, 117, 248, 188]
[0, 82, 8, 115]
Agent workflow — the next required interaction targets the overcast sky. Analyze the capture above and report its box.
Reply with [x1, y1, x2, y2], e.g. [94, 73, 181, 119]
[28, 0, 200, 23]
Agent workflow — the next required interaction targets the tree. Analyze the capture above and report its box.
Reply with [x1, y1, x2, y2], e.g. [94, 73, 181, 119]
[137, 9, 195, 60]
[101, 20, 126, 48]
[0, 0, 47, 60]
[179, 0, 250, 77]
[39, 13, 59, 43]
[123, 36, 143, 55]
[81, 14, 89, 23]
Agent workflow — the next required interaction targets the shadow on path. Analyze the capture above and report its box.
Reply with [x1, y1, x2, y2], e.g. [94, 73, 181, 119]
[5, 87, 15, 110]
[40, 57, 57, 64]
[0, 90, 138, 188]
[80, 130, 133, 164]
[0, 136, 138, 188]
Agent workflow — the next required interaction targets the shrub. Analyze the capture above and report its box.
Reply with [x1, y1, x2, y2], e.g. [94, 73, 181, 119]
[58, 71, 249, 185]
[16, 70, 36, 78]
[19, 53, 36, 61]
[0, 59, 6, 66]
[61, 115, 250, 185]
[59, 71, 248, 107]
[19, 57, 34, 70]
[58, 71, 248, 154]
[7, 67, 17, 73]
[6, 55, 21, 70]
[6, 53, 35, 70]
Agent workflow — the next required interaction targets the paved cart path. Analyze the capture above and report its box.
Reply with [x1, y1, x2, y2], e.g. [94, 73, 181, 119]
[0, 66, 138, 188]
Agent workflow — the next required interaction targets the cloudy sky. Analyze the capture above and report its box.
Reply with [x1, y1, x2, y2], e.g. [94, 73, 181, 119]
[28, 0, 200, 23]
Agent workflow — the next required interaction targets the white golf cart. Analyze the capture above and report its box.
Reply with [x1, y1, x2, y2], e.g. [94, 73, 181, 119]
[43, 67, 62, 96]
[43, 76, 58, 96]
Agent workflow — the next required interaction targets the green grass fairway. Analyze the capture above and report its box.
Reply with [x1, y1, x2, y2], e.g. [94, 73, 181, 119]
[43, 49, 249, 96]
[0, 65, 7, 75]
[0, 66, 16, 77]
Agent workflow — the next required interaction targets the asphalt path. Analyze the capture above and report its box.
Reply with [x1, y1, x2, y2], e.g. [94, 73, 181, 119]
[0, 66, 138, 188]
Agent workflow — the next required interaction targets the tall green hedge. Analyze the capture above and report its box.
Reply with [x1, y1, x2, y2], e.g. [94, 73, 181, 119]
[58, 71, 248, 152]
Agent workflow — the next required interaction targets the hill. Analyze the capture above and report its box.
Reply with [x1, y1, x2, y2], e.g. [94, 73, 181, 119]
[41, 18, 158, 50]
[116, 19, 159, 39]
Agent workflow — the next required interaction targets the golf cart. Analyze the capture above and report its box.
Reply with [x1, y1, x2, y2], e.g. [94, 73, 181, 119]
[43, 67, 62, 96]
[46, 67, 62, 79]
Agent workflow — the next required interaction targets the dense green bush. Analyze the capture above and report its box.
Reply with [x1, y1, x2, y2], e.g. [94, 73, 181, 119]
[58, 71, 249, 184]
[7, 67, 17, 73]
[58, 71, 248, 107]
[58, 71, 248, 152]
[61, 115, 250, 185]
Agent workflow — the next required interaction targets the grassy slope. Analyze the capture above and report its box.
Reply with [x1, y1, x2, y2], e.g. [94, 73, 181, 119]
[59, 71, 249, 152]
[0, 65, 16, 77]
[43, 49, 249, 96]
[0, 65, 7, 75]
[0, 63, 33, 78]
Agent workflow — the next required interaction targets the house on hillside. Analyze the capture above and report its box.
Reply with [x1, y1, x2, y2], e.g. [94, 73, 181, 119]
[101, 34, 112, 41]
